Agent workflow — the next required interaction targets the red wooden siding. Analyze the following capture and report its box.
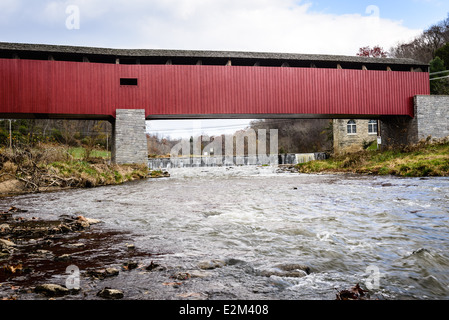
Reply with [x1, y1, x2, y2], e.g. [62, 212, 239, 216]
[0, 59, 430, 119]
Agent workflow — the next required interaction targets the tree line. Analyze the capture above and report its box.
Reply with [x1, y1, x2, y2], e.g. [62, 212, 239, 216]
[389, 13, 449, 94]
[0, 119, 112, 151]
[359, 14, 449, 94]
[148, 119, 333, 158]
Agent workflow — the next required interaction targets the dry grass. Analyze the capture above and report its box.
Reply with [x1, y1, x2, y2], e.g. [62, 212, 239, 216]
[1, 143, 149, 195]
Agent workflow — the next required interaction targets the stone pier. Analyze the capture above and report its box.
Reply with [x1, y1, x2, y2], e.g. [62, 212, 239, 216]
[413, 95, 449, 140]
[111, 109, 148, 165]
[381, 95, 449, 147]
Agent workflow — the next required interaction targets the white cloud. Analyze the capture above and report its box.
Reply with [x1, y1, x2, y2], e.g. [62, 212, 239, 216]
[2, 0, 422, 56]
[99, 0, 421, 55]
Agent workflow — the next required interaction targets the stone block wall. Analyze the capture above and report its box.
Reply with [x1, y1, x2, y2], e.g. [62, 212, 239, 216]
[380, 95, 449, 147]
[333, 119, 378, 154]
[112, 109, 148, 165]
[414, 95, 449, 140]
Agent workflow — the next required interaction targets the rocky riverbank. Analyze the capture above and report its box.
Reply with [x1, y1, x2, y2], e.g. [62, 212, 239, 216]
[0, 159, 169, 198]
[0, 205, 169, 300]
[0, 144, 171, 197]
[1, 205, 321, 300]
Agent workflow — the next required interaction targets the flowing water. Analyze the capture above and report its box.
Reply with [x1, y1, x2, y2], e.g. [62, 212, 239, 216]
[2, 166, 449, 300]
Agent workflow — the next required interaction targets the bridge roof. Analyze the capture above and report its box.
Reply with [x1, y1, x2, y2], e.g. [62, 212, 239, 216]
[0, 42, 428, 71]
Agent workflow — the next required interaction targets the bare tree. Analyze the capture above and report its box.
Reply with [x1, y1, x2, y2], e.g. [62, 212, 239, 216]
[390, 13, 449, 63]
[60, 120, 79, 146]
[249, 119, 331, 153]
[147, 133, 180, 157]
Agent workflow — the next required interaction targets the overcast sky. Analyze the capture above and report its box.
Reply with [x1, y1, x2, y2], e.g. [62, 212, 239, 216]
[1, 0, 447, 138]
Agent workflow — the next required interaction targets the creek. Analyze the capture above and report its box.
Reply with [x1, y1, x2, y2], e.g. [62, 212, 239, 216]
[1, 166, 449, 300]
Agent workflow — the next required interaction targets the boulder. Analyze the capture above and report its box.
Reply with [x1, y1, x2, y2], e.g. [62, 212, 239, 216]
[67, 242, 85, 248]
[275, 263, 311, 275]
[85, 218, 101, 225]
[86, 267, 119, 279]
[258, 263, 311, 278]
[122, 261, 138, 270]
[145, 261, 165, 272]
[54, 254, 72, 262]
[260, 269, 308, 278]
[0, 238, 15, 249]
[0, 238, 15, 255]
[75, 220, 90, 229]
[0, 224, 11, 234]
[198, 259, 226, 270]
[97, 288, 124, 299]
[28, 249, 54, 259]
[104, 267, 120, 277]
[59, 224, 72, 233]
[188, 270, 212, 278]
[171, 272, 191, 281]
[34, 284, 70, 297]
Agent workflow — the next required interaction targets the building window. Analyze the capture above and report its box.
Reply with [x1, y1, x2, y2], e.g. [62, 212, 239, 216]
[347, 120, 357, 135]
[368, 120, 378, 134]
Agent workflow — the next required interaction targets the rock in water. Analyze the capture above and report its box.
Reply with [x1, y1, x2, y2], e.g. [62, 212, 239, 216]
[197, 259, 226, 270]
[336, 283, 369, 300]
[0, 238, 15, 249]
[97, 288, 124, 299]
[0, 224, 11, 234]
[54, 253, 72, 262]
[85, 217, 101, 225]
[86, 267, 120, 279]
[122, 261, 138, 270]
[275, 263, 311, 275]
[145, 261, 165, 272]
[34, 284, 70, 297]
[258, 263, 311, 278]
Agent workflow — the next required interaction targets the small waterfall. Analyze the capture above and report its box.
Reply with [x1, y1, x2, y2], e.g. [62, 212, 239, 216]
[148, 153, 327, 169]
[277, 153, 328, 165]
[295, 153, 316, 164]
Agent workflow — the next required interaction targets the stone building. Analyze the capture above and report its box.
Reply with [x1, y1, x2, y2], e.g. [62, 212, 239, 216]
[333, 119, 379, 154]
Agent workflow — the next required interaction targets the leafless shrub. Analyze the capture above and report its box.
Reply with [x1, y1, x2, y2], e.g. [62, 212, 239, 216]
[0, 143, 76, 192]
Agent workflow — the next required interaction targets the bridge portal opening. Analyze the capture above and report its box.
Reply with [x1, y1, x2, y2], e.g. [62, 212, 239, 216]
[145, 118, 335, 168]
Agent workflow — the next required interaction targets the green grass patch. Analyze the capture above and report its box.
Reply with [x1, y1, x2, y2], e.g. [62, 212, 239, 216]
[47, 160, 149, 187]
[69, 147, 111, 160]
[296, 140, 449, 177]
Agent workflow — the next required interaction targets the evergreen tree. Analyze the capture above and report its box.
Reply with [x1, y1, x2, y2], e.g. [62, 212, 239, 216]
[430, 56, 449, 95]
[435, 42, 449, 69]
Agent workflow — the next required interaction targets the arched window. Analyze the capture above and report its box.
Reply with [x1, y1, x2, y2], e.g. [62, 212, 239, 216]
[368, 120, 378, 134]
[347, 120, 357, 134]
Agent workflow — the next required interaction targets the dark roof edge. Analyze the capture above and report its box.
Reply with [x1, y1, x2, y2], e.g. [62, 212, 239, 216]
[0, 42, 429, 67]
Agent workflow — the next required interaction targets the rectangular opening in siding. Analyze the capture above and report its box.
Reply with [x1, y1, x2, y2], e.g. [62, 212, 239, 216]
[120, 78, 138, 86]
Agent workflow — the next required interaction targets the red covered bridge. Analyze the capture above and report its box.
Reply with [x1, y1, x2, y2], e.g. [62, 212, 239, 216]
[0, 42, 431, 163]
